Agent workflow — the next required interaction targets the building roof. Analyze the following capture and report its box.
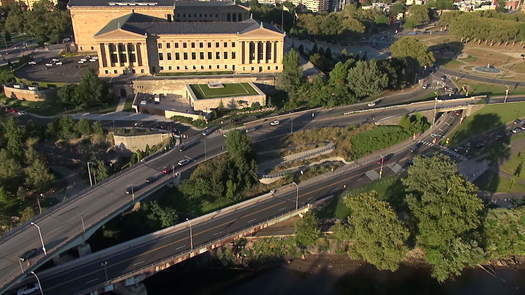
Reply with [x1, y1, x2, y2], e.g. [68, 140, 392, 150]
[68, 0, 237, 7]
[175, 1, 249, 14]
[95, 12, 283, 36]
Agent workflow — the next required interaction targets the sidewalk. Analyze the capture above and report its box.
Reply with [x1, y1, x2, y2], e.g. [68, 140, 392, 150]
[26, 111, 171, 122]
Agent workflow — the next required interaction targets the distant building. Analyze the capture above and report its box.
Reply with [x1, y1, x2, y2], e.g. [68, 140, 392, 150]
[19, 0, 57, 9]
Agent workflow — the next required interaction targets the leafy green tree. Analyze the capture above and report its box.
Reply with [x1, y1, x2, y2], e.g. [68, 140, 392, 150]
[92, 121, 104, 136]
[277, 49, 304, 99]
[58, 116, 79, 140]
[483, 208, 525, 259]
[347, 60, 389, 98]
[144, 201, 178, 228]
[24, 158, 55, 192]
[0, 149, 22, 188]
[404, 5, 430, 28]
[57, 84, 78, 107]
[399, 113, 430, 134]
[428, 0, 454, 10]
[0, 186, 17, 219]
[76, 118, 92, 135]
[390, 37, 435, 68]
[343, 192, 409, 271]
[75, 69, 113, 108]
[2, 118, 25, 159]
[389, 2, 406, 17]
[93, 159, 110, 183]
[295, 212, 321, 248]
[403, 154, 485, 282]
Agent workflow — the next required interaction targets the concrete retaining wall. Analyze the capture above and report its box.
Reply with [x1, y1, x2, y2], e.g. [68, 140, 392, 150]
[3, 85, 56, 101]
[113, 133, 172, 152]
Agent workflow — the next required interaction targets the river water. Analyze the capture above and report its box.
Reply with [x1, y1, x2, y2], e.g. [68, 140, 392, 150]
[144, 255, 525, 295]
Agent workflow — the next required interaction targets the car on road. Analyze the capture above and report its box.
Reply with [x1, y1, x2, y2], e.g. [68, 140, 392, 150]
[19, 248, 42, 262]
[17, 283, 39, 295]
[422, 83, 430, 89]
[125, 186, 138, 194]
[178, 145, 186, 152]
[28, 61, 37, 65]
[269, 120, 280, 126]
[161, 166, 174, 174]
[146, 175, 158, 183]
[512, 127, 521, 134]
[513, 119, 523, 125]
[367, 101, 376, 107]
[376, 153, 394, 164]
[178, 159, 191, 166]
[17, 111, 26, 116]
[201, 127, 217, 136]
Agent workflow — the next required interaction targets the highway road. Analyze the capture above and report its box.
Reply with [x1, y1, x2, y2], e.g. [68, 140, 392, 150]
[8, 112, 462, 295]
[0, 95, 517, 292]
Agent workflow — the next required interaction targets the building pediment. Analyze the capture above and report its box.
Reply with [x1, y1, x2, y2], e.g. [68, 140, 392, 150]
[240, 27, 283, 38]
[95, 29, 146, 40]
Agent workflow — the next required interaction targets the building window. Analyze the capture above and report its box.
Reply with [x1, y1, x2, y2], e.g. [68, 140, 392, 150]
[193, 65, 196, 69]
[208, 42, 211, 48]
[200, 52, 204, 59]
[158, 53, 163, 60]
[199, 42, 203, 48]
[184, 53, 188, 60]
[232, 52, 236, 59]
[217, 65, 220, 69]
[208, 52, 212, 59]
[141, 69, 144, 73]
[114, 70, 118, 74]
[201, 65, 204, 69]
[91, 46, 94, 50]
[166, 43, 171, 48]
[216, 52, 220, 59]
[183, 42, 187, 48]
[176, 66, 180, 70]
[209, 65, 212, 69]
[225, 65, 228, 69]
[175, 43, 179, 48]
[216, 42, 219, 47]
[158, 43, 162, 49]
[192, 52, 196, 59]
[224, 52, 228, 59]
[185, 66, 188, 70]
[191, 42, 195, 48]
[168, 66, 172, 70]
[160, 66, 164, 70]
[167, 53, 172, 60]
[175, 53, 180, 60]
[224, 42, 227, 47]
[105, 70, 109, 74]
[232, 65, 235, 70]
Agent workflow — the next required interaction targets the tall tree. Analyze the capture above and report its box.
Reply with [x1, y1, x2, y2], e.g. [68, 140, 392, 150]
[404, 5, 430, 28]
[24, 158, 55, 192]
[483, 208, 525, 259]
[1, 118, 25, 159]
[295, 212, 321, 248]
[343, 192, 409, 271]
[277, 49, 303, 98]
[347, 60, 389, 98]
[75, 69, 112, 108]
[403, 155, 485, 282]
[390, 37, 435, 68]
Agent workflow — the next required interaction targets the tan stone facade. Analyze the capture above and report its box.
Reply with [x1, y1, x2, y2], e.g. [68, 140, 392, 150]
[185, 82, 266, 111]
[3, 85, 56, 101]
[68, 1, 284, 77]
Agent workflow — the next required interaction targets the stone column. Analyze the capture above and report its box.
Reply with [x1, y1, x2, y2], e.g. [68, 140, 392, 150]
[262, 41, 266, 63]
[97, 43, 106, 68]
[254, 41, 259, 63]
[268, 41, 273, 64]
[135, 43, 142, 67]
[105, 43, 112, 66]
[245, 41, 251, 64]
[275, 41, 280, 64]
[115, 43, 121, 66]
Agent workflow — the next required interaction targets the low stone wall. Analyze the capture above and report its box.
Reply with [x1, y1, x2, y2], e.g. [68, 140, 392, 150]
[3, 85, 56, 101]
[186, 82, 267, 111]
[113, 133, 172, 152]
[164, 110, 205, 121]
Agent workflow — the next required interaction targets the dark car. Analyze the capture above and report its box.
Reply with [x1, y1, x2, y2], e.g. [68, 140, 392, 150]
[146, 175, 158, 183]
[19, 248, 41, 262]
[201, 127, 218, 136]
[125, 186, 137, 195]
[161, 166, 173, 175]
[178, 145, 186, 152]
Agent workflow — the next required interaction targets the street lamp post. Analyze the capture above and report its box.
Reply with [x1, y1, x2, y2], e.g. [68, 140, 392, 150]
[18, 258, 24, 273]
[100, 261, 109, 282]
[290, 117, 294, 134]
[292, 182, 299, 210]
[131, 186, 135, 203]
[86, 162, 93, 186]
[379, 155, 384, 180]
[30, 271, 44, 295]
[186, 218, 193, 250]
[504, 87, 509, 103]
[432, 95, 439, 125]
[30, 222, 46, 256]
[37, 193, 43, 215]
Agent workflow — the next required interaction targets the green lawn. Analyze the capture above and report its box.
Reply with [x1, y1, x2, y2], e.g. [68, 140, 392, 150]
[456, 79, 525, 96]
[450, 101, 525, 144]
[190, 83, 259, 99]
[319, 176, 404, 219]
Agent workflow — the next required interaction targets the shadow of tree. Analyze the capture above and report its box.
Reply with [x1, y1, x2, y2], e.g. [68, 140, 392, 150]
[428, 41, 464, 66]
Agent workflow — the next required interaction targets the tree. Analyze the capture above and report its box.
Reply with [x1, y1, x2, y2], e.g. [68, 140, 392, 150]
[277, 49, 303, 98]
[58, 116, 79, 140]
[144, 201, 178, 228]
[24, 158, 55, 192]
[404, 5, 430, 28]
[347, 60, 389, 98]
[57, 84, 78, 107]
[75, 69, 112, 108]
[403, 155, 485, 281]
[295, 212, 321, 248]
[92, 121, 104, 136]
[483, 208, 525, 259]
[389, 2, 406, 17]
[428, 0, 454, 10]
[93, 159, 110, 183]
[0, 148, 22, 189]
[343, 192, 409, 271]
[225, 130, 254, 165]
[2, 118, 25, 159]
[76, 118, 92, 135]
[390, 37, 435, 68]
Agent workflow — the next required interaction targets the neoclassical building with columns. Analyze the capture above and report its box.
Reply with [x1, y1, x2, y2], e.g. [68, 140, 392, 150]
[68, 0, 284, 77]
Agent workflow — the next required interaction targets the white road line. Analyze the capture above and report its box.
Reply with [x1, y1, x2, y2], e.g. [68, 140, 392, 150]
[246, 218, 257, 223]
[175, 245, 185, 251]
[86, 278, 98, 284]
[132, 260, 144, 266]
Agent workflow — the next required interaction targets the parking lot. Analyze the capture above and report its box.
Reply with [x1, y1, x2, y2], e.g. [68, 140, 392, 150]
[15, 55, 98, 83]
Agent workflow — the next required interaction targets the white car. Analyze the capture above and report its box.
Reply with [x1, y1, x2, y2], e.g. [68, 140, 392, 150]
[17, 283, 39, 295]
[55, 61, 63, 66]
[77, 60, 85, 64]
[28, 61, 36, 65]
[178, 159, 191, 166]
[269, 120, 280, 126]
[367, 102, 376, 107]
[51, 58, 60, 62]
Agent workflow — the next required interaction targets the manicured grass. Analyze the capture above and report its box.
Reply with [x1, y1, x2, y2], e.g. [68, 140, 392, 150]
[319, 176, 404, 219]
[507, 62, 525, 74]
[450, 101, 525, 144]
[0, 95, 67, 115]
[190, 83, 259, 99]
[456, 80, 525, 96]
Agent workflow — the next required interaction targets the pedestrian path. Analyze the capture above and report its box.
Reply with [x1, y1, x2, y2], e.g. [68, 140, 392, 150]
[114, 96, 127, 112]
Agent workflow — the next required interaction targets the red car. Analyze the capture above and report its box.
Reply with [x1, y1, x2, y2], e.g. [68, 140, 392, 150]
[161, 166, 173, 174]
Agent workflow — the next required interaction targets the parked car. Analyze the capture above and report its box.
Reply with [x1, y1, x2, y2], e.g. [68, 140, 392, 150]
[17, 283, 39, 295]
[178, 159, 191, 166]
[269, 120, 280, 126]
[513, 119, 523, 125]
[201, 127, 217, 136]
[19, 248, 41, 262]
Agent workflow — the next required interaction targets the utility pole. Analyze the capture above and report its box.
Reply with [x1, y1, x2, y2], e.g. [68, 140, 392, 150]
[504, 86, 509, 103]
[186, 218, 193, 250]
[379, 155, 384, 180]
[432, 95, 438, 125]
[100, 261, 109, 282]
[87, 162, 93, 186]
[37, 193, 43, 215]
[30, 222, 46, 256]
[30, 271, 44, 295]
[292, 182, 299, 210]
